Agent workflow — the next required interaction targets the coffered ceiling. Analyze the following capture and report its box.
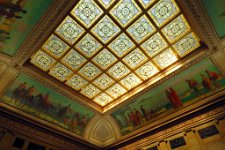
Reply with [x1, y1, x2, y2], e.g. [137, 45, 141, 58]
[30, 0, 201, 108]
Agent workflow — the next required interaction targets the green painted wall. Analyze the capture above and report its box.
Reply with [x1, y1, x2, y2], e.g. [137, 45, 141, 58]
[0, 0, 53, 56]
[203, 0, 225, 38]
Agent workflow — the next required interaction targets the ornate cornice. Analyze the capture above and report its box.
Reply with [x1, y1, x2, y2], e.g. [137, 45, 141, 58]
[113, 104, 225, 150]
[14, 0, 78, 66]
[183, 0, 222, 52]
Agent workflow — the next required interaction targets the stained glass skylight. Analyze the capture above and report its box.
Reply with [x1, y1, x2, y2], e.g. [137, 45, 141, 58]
[123, 49, 148, 69]
[140, 0, 156, 8]
[78, 62, 101, 81]
[148, 0, 180, 27]
[66, 74, 88, 90]
[110, 0, 141, 27]
[49, 63, 73, 82]
[108, 33, 135, 57]
[42, 34, 70, 59]
[92, 16, 120, 43]
[75, 34, 102, 58]
[30, 0, 201, 107]
[71, 0, 103, 27]
[127, 15, 155, 43]
[99, 0, 115, 8]
[61, 49, 87, 70]
[55, 16, 85, 45]
[92, 49, 117, 70]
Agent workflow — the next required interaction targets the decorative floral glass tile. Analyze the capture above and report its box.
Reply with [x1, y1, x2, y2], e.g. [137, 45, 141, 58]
[31, 50, 56, 71]
[93, 73, 115, 90]
[49, 63, 73, 82]
[162, 15, 190, 43]
[75, 34, 102, 58]
[123, 48, 148, 69]
[148, 0, 180, 27]
[99, 0, 115, 8]
[92, 49, 117, 70]
[78, 62, 101, 81]
[141, 33, 168, 57]
[80, 84, 101, 98]
[127, 15, 155, 43]
[106, 83, 127, 99]
[92, 16, 120, 43]
[66, 74, 88, 90]
[139, 0, 155, 8]
[153, 48, 178, 69]
[110, 0, 141, 27]
[71, 0, 103, 27]
[94, 93, 113, 106]
[173, 32, 200, 57]
[108, 33, 135, 57]
[135, 61, 159, 80]
[120, 73, 142, 90]
[55, 16, 85, 45]
[61, 49, 87, 70]
[42, 34, 69, 59]
[108, 62, 131, 80]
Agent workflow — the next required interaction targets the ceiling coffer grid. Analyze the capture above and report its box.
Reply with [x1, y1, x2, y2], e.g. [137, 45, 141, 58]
[30, 0, 201, 107]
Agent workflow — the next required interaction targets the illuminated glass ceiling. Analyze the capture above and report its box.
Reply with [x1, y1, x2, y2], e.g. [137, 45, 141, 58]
[30, 0, 200, 107]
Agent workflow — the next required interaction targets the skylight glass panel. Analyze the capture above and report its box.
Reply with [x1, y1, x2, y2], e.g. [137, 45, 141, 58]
[71, 0, 103, 27]
[42, 34, 69, 59]
[92, 49, 117, 70]
[92, 16, 120, 43]
[139, 0, 156, 8]
[127, 15, 155, 43]
[108, 33, 135, 57]
[141, 33, 168, 57]
[123, 48, 148, 69]
[108, 62, 131, 80]
[80, 84, 101, 99]
[66, 74, 88, 91]
[120, 73, 142, 90]
[153, 48, 178, 69]
[61, 49, 87, 70]
[135, 61, 159, 80]
[49, 63, 73, 82]
[148, 0, 180, 27]
[106, 83, 127, 99]
[75, 34, 102, 58]
[94, 93, 113, 106]
[55, 16, 85, 45]
[162, 15, 190, 43]
[78, 62, 101, 81]
[31, 50, 56, 71]
[99, 0, 115, 8]
[110, 0, 141, 27]
[93, 73, 115, 90]
[173, 32, 200, 57]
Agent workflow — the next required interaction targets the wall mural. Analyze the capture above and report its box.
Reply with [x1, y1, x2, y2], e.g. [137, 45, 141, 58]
[111, 58, 225, 135]
[0, 0, 52, 56]
[0, 73, 95, 136]
[203, 0, 225, 39]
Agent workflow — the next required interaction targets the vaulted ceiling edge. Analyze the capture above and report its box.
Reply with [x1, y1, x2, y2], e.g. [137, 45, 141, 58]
[1, 0, 225, 148]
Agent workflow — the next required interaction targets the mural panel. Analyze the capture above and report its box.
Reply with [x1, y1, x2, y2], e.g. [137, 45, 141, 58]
[203, 0, 225, 39]
[0, 0, 52, 56]
[0, 73, 95, 136]
[112, 58, 225, 135]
